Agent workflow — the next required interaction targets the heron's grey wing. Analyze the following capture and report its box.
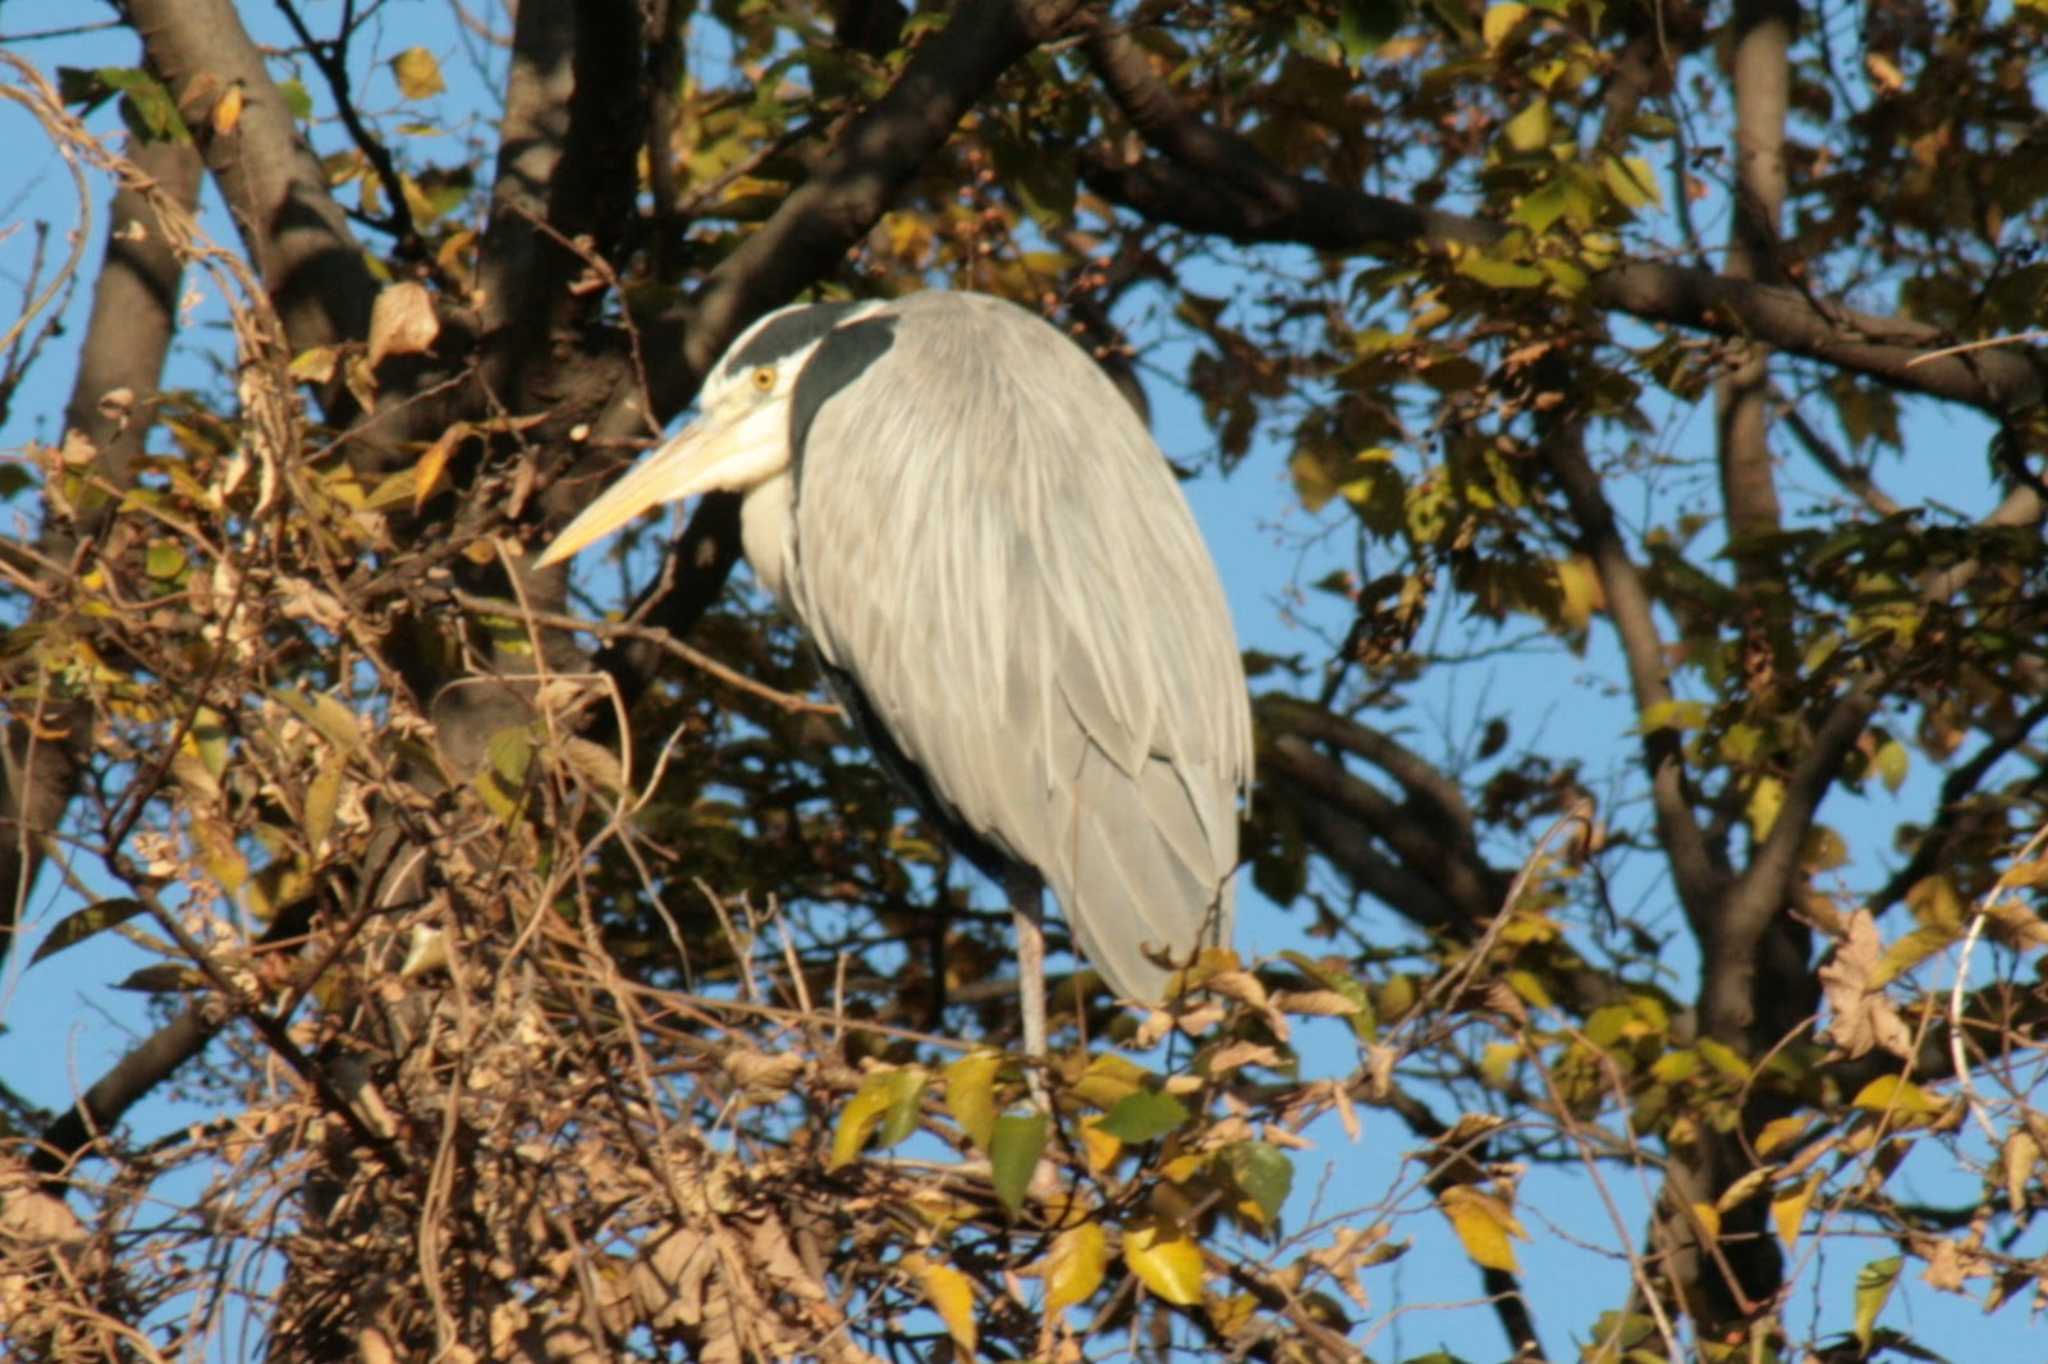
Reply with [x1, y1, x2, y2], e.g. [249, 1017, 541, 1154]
[789, 293, 1252, 1004]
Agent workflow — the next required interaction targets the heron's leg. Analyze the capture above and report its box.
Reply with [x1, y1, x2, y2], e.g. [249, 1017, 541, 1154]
[1006, 869, 1050, 1110]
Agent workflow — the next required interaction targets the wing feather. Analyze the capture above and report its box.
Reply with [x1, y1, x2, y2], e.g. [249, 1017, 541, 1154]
[789, 292, 1251, 1004]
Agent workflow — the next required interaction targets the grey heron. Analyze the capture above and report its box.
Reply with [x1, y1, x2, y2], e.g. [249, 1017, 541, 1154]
[538, 291, 1251, 1074]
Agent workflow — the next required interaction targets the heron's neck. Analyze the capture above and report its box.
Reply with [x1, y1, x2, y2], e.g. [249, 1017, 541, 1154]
[739, 472, 798, 608]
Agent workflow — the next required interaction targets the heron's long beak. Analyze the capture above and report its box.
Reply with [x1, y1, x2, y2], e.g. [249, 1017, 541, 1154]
[535, 399, 786, 568]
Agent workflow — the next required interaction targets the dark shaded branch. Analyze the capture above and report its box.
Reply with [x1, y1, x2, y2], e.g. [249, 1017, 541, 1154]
[272, 0, 422, 258]
[28, 1004, 219, 1186]
[127, 0, 377, 360]
[478, 0, 647, 418]
[1079, 34, 2043, 419]
[1869, 695, 2048, 915]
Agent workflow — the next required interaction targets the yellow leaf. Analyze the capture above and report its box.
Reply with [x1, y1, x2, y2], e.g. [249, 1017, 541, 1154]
[1289, 447, 1340, 514]
[1747, 775, 1786, 840]
[1042, 1221, 1108, 1316]
[1771, 1174, 1819, 1247]
[212, 83, 244, 136]
[907, 1254, 976, 1355]
[1874, 737, 1909, 792]
[412, 424, 468, 514]
[943, 1051, 1001, 1151]
[1078, 1116, 1123, 1174]
[1554, 555, 1603, 632]
[1851, 1073, 1943, 1118]
[1070, 1053, 1152, 1110]
[1690, 1201, 1722, 1241]
[1438, 1186, 1524, 1273]
[828, 1067, 927, 1171]
[392, 46, 445, 100]
[1754, 1115, 1809, 1157]
[1502, 97, 1551, 153]
[1638, 698, 1706, 733]
[1482, 2, 1530, 51]
[1123, 1216, 1205, 1306]
[1696, 1037, 1752, 1082]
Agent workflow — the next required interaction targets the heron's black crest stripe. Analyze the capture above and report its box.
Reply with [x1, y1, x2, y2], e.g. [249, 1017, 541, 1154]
[721, 301, 867, 381]
[789, 314, 897, 491]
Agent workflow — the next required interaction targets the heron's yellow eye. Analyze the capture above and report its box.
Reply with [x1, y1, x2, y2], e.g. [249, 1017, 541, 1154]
[749, 366, 776, 392]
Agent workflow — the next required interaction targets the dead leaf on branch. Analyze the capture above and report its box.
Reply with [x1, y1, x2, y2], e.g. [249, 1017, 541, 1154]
[1818, 908, 1915, 1061]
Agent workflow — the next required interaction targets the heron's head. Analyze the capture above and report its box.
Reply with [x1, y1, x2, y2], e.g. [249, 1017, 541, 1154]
[535, 300, 884, 568]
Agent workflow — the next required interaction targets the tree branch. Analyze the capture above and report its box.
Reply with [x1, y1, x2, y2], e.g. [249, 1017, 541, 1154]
[1079, 32, 2044, 419]
[127, 0, 377, 358]
[1540, 437, 1726, 929]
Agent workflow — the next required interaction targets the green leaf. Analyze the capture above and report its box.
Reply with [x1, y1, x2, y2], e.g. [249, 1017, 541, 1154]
[278, 79, 314, 121]
[1097, 1090, 1190, 1144]
[145, 540, 187, 580]
[1600, 153, 1662, 210]
[31, 899, 147, 966]
[272, 688, 364, 755]
[1853, 1254, 1903, 1351]
[1221, 1141, 1294, 1225]
[1457, 255, 1547, 289]
[989, 1111, 1047, 1216]
[1338, 0, 1406, 66]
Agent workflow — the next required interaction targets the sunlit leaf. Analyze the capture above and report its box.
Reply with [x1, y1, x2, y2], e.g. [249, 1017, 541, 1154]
[392, 47, 445, 100]
[827, 1067, 928, 1170]
[1850, 1074, 1944, 1118]
[1438, 1186, 1524, 1272]
[1042, 1220, 1109, 1315]
[1502, 97, 1550, 153]
[1123, 1216, 1204, 1305]
[1070, 1053, 1153, 1110]
[942, 1051, 1002, 1150]
[908, 1254, 976, 1354]
[1771, 1173, 1819, 1247]
[1481, 1, 1529, 50]
[1853, 1255, 1903, 1351]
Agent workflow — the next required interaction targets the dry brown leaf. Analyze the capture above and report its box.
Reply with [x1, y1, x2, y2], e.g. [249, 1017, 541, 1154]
[366, 281, 441, 368]
[1818, 908, 1914, 1060]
